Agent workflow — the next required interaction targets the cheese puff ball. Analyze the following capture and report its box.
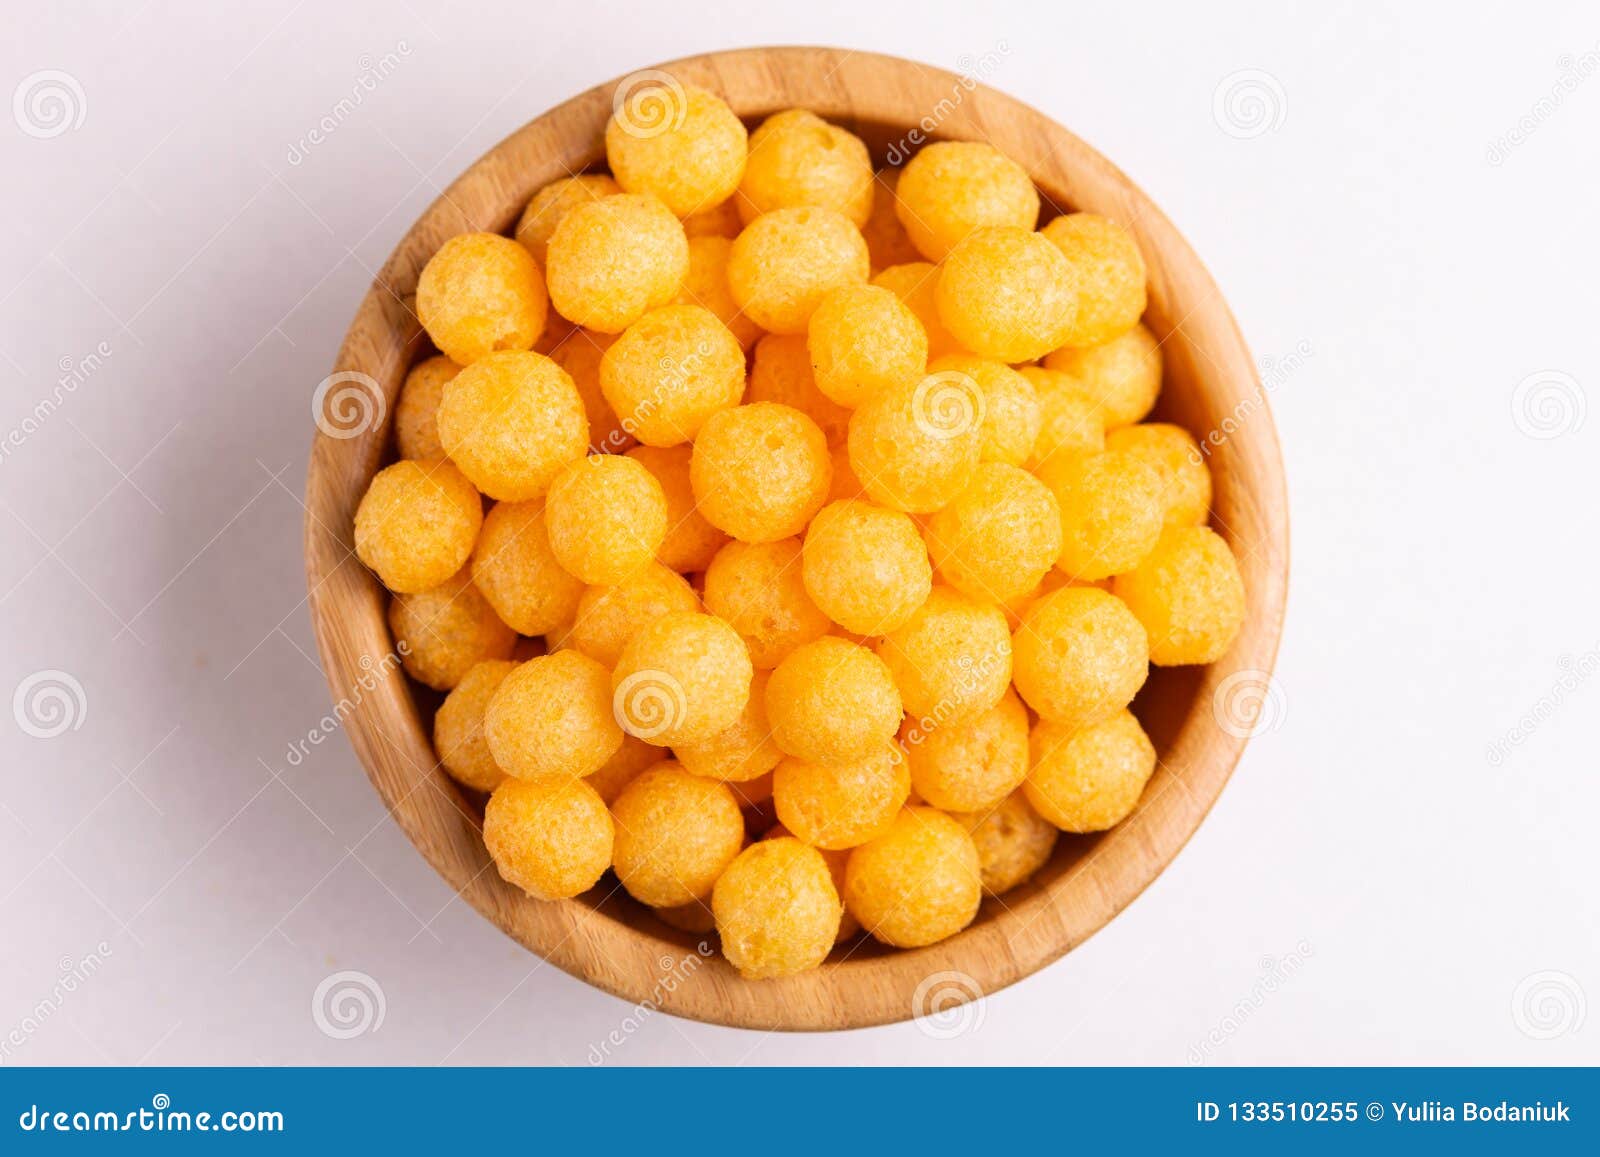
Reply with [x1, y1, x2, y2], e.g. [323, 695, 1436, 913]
[801, 499, 932, 635]
[875, 586, 1012, 725]
[1112, 526, 1245, 665]
[355, 459, 482, 594]
[483, 776, 613, 900]
[807, 284, 928, 408]
[901, 687, 1029, 813]
[417, 232, 549, 365]
[690, 403, 832, 542]
[605, 83, 747, 218]
[738, 109, 874, 228]
[844, 807, 981, 948]
[703, 538, 831, 668]
[1040, 213, 1147, 349]
[611, 762, 745, 906]
[434, 659, 517, 793]
[923, 463, 1062, 604]
[1026, 709, 1156, 832]
[585, 734, 660, 805]
[872, 262, 965, 359]
[896, 141, 1041, 261]
[568, 562, 700, 667]
[437, 351, 589, 501]
[677, 235, 762, 350]
[682, 197, 743, 239]
[515, 174, 622, 268]
[952, 790, 1058, 895]
[486, 650, 624, 779]
[1106, 423, 1212, 527]
[599, 303, 746, 445]
[1020, 366, 1107, 480]
[389, 568, 515, 690]
[747, 333, 851, 447]
[611, 611, 753, 746]
[1041, 323, 1163, 430]
[542, 327, 632, 454]
[1012, 587, 1149, 725]
[675, 669, 784, 783]
[847, 373, 982, 513]
[862, 168, 922, 269]
[937, 226, 1076, 363]
[827, 444, 864, 502]
[544, 454, 668, 584]
[394, 356, 460, 461]
[1050, 450, 1165, 580]
[713, 838, 840, 978]
[929, 355, 1040, 468]
[546, 193, 689, 333]
[727, 206, 869, 334]
[471, 500, 584, 635]
[766, 637, 903, 765]
[774, 740, 910, 850]
[763, 824, 860, 942]
[625, 444, 728, 571]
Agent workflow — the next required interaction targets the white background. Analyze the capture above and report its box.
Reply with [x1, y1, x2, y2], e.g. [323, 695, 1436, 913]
[2, 0, 1597, 1066]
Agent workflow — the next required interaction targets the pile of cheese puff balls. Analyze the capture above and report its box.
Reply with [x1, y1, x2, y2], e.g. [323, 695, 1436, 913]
[351, 77, 1245, 980]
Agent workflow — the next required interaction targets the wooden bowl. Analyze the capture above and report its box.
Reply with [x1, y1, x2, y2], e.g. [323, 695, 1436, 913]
[304, 47, 1289, 1031]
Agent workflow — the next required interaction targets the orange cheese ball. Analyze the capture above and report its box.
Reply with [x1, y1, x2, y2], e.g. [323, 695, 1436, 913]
[485, 650, 624, 779]
[436, 351, 589, 501]
[806, 283, 929, 408]
[1040, 212, 1147, 349]
[902, 687, 1030, 814]
[435, 659, 517, 793]
[470, 500, 584, 636]
[763, 823, 859, 941]
[861, 168, 922, 270]
[611, 611, 753, 746]
[544, 454, 669, 584]
[388, 566, 515, 691]
[515, 174, 622, 268]
[483, 776, 613, 900]
[690, 403, 832, 542]
[417, 232, 549, 366]
[611, 762, 745, 906]
[702, 538, 831, 668]
[682, 197, 743, 239]
[599, 303, 746, 445]
[394, 356, 460, 460]
[923, 463, 1063, 604]
[872, 262, 966, 359]
[713, 837, 841, 978]
[1105, 423, 1212, 527]
[1012, 586, 1149, 725]
[952, 790, 1058, 895]
[674, 669, 784, 783]
[1020, 366, 1108, 480]
[747, 333, 851, 447]
[605, 83, 748, 218]
[737, 109, 874, 228]
[936, 226, 1076, 363]
[585, 733, 660, 805]
[355, 459, 483, 594]
[675, 235, 763, 350]
[1050, 450, 1165, 580]
[844, 807, 981, 948]
[1112, 525, 1245, 666]
[1041, 323, 1163, 430]
[773, 740, 910, 850]
[727, 206, 869, 334]
[847, 373, 982, 513]
[875, 586, 1012, 725]
[545, 193, 689, 333]
[1026, 709, 1157, 832]
[927, 355, 1040, 468]
[568, 562, 700, 667]
[801, 499, 932, 635]
[896, 141, 1041, 261]
[541, 327, 633, 454]
[766, 636, 903, 765]
[624, 444, 728, 571]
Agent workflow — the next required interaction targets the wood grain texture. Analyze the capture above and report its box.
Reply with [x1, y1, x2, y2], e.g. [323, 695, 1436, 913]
[304, 47, 1290, 1031]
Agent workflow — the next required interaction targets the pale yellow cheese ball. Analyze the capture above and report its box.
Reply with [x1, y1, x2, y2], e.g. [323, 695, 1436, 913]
[1050, 450, 1165, 580]
[896, 141, 1041, 261]
[1012, 586, 1149, 726]
[1105, 423, 1212, 527]
[690, 403, 831, 543]
[682, 197, 743, 239]
[515, 174, 622, 268]
[483, 776, 614, 901]
[485, 650, 625, 779]
[861, 168, 922, 270]
[952, 790, 1058, 895]
[1026, 709, 1156, 832]
[926, 354, 1040, 468]
[605, 83, 748, 218]
[702, 538, 831, 669]
[599, 303, 746, 446]
[774, 740, 910, 851]
[674, 669, 784, 783]
[923, 463, 1062, 604]
[545, 193, 689, 333]
[844, 807, 982, 948]
[611, 762, 745, 906]
[902, 687, 1030, 814]
[872, 262, 966, 359]
[436, 351, 589, 501]
[675, 235, 763, 350]
[806, 283, 929, 408]
[847, 373, 982, 513]
[394, 356, 460, 461]
[624, 444, 729, 571]
[875, 586, 1012, 725]
[714, 838, 841, 978]
[584, 734, 660, 806]
[611, 611, 753, 746]
[1039, 212, 1148, 349]
[544, 454, 668, 584]
[355, 459, 483, 594]
[470, 499, 584, 636]
[1112, 525, 1245, 666]
[766, 636, 903, 765]
[435, 659, 517, 793]
[801, 499, 932, 635]
[417, 232, 549, 365]
[727, 206, 869, 334]
[1020, 366, 1108, 481]
[1041, 323, 1163, 430]
[541, 327, 632, 454]
[389, 566, 516, 690]
[737, 109, 874, 227]
[936, 226, 1076, 363]
[747, 333, 851, 447]
[568, 562, 700, 667]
